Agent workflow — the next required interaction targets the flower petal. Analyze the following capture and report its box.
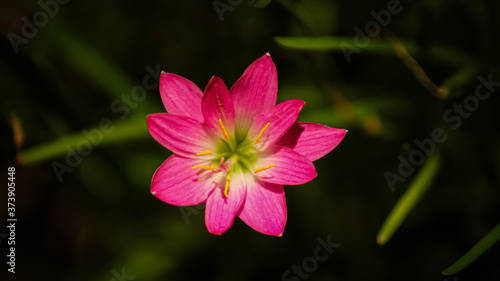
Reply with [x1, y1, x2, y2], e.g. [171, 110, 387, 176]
[255, 145, 317, 185]
[201, 76, 235, 139]
[230, 53, 278, 131]
[159, 72, 204, 121]
[275, 122, 347, 161]
[147, 113, 217, 158]
[249, 99, 305, 150]
[205, 174, 247, 235]
[151, 155, 215, 206]
[238, 178, 286, 237]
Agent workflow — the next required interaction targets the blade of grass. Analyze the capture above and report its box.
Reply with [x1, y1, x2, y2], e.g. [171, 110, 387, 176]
[19, 116, 149, 165]
[376, 153, 442, 245]
[274, 36, 469, 67]
[275, 36, 399, 53]
[48, 29, 158, 114]
[50, 29, 136, 101]
[442, 222, 500, 275]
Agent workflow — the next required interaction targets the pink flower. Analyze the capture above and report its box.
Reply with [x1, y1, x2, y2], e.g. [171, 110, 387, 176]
[147, 53, 346, 236]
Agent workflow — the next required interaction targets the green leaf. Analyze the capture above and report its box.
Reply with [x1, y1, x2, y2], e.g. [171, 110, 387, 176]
[275, 36, 406, 53]
[274, 36, 469, 67]
[19, 116, 149, 165]
[50, 30, 137, 101]
[248, 0, 272, 8]
[377, 153, 442, 245]
[442, 222, 500, 275]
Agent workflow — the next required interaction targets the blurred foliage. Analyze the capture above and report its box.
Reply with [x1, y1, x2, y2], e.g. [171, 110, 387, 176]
[443, 222, 500, 276]
[377, 153, 442, 245]
[1, 0, 500, 281]
[249, 0, 273, 9]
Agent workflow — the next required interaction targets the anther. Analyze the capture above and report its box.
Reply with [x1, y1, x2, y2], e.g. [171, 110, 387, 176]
[192, 165, 217, 171]
[255, 122, 271, 144]
[224, 174, 231, 198]
[218, 119, 230, 141]
[196, 150, 212, 156]
[254, 164, 275, 174]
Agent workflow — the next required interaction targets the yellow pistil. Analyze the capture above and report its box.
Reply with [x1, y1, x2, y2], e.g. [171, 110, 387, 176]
[192, 164, 217, 171]
[196, 150, 212, 156]
[254, 164, 275, 174]
[255, 122, 271, 144]
[218, 119, 230, 141]
[224, 174, 231, 198]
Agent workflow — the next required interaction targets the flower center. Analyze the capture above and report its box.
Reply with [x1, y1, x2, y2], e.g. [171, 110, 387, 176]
[216, 133, 257, 174]
[192, 120, 275, 197]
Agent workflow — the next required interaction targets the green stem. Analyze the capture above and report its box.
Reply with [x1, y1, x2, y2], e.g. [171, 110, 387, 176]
[19, 116, 149, 165]
[377, 153, 442, 245]
[274, 36, 470, 67]
[442, 222, 500, 275]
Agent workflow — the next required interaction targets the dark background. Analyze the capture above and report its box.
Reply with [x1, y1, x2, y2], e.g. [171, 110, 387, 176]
[1, 0, 499, 280]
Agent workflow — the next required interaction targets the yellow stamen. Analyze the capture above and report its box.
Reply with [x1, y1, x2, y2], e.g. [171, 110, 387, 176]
[255, 122, 271, 144]
[224, 174, 231, 198]
[196, 150, 212, 156]
[218, 119, 230, 141]
[192, 165, 216, 171]
[254, 164, 275, 174]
